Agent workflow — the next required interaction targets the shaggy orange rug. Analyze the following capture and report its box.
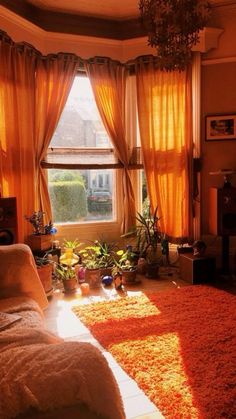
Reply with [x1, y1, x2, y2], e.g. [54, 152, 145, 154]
[73, 285, 236, 419]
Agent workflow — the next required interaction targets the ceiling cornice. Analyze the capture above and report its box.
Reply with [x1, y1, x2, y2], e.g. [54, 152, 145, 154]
[0, 0, 145, 39]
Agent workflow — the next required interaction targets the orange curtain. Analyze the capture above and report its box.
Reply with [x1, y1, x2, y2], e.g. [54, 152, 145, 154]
[0, 35, 37, 241]
[135, 56, 193, 242]
[34, 53, 78, 223]
[85, 58, 136, 233]
[0, 32, 78, 241]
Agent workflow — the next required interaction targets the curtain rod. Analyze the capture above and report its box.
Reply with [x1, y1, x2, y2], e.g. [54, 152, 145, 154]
[0, 30, 157, 69]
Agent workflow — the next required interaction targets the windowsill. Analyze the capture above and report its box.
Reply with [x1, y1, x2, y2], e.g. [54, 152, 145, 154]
[54, 219, 122, 245]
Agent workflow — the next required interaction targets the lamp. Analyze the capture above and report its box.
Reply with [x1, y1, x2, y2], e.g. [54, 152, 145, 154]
[139, 0, 211, 71]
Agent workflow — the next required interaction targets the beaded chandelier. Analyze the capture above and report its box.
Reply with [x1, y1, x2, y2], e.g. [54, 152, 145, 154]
[139, 0, 211, 70]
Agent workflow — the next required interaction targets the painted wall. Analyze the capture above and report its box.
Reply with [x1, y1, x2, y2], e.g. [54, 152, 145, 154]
[1, 4, 236, 264]
[201, 5, 236, 270]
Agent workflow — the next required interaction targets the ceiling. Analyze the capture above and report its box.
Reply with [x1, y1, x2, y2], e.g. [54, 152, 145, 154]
[26, 0, 140, 20]
[25, 0, 236, 20]
[1, 0, 236, 40]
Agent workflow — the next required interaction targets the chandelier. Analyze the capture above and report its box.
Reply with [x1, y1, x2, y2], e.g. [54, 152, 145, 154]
[139, 0, 211, 71]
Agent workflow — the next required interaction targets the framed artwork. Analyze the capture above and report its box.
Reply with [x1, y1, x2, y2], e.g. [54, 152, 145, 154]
[205, 114, 236, 141]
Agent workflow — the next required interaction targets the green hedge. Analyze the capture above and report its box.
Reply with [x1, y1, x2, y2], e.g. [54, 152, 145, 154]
[49, 180, 88, 222]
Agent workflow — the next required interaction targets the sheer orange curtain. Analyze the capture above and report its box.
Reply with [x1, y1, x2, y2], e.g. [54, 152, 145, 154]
[34, 53, 78, 223]
[0, 32, 78, 241]
[85, 58, 136, 233]
[0, 35, 37, 241]
[135, 56, 193, 242]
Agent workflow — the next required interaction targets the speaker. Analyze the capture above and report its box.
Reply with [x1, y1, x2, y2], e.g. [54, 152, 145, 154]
[179, 254, 216, 284]
[209, 187, 236, 236]
[0, 197, 18, 245]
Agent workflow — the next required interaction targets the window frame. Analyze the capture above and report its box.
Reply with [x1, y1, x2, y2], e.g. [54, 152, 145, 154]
[43, 72, 142, 235]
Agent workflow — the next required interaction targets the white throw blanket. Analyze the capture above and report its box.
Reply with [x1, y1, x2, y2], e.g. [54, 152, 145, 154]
[0, 298, 125, 419]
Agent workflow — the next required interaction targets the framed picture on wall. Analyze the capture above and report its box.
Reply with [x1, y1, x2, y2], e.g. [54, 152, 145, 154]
[205, 114, 236, 141]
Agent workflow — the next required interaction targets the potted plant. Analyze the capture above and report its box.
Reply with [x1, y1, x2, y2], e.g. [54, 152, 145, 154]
[135, 206, 163, 278]
[60, 238, 82, 267]
[57, 239, 81, 293]
[56, 265, 78, 294]
[25, 211, 57, 251]
[35, 254, 54, 296]
[112, 249, 138, 284]
[93, 240, 116, 277]
[79, 244, 103, 288]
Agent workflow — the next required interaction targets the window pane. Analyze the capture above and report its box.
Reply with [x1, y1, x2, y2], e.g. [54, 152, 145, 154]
[48, 169, 113, 223]
[141, 170, 149, 215]
[48, 75, 115, 223]
[50, 76, 112, 148]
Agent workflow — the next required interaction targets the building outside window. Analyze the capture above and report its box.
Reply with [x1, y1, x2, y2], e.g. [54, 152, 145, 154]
[48, 76, 114, 223]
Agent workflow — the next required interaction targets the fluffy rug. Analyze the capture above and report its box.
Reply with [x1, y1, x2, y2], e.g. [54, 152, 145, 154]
[73, 285, 236, 419]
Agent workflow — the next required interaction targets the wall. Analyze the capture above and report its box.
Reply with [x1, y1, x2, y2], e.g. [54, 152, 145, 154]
[201, 4, 236, 271]
[1, 4, 236, 261]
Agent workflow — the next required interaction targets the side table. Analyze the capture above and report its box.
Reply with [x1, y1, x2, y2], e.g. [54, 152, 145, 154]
[179, 253, 216, 284]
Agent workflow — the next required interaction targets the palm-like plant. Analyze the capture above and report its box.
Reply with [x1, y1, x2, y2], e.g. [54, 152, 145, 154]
[135, 206, 162, 263]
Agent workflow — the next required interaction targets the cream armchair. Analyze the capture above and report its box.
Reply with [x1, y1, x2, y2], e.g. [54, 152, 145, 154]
[0, 244, 125, 419]
[0, 243, 48, 309]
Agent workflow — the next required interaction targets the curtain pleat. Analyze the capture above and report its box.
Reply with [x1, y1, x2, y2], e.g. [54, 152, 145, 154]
[135, 57, 193, 242]
[0, 38, 37, 241]
[0, 32, 78, 241]
[34, 54, 78, 223]
[85, 58, 136, 233]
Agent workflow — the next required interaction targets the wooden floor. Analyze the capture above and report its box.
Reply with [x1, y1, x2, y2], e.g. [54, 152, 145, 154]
[44, 264, 235, 419]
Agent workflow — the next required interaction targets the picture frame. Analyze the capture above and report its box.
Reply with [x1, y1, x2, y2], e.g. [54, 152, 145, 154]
[205, 114, 236, 141]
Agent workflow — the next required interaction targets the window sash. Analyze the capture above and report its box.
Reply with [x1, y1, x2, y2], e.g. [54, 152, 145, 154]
[41, 147, 143, 170]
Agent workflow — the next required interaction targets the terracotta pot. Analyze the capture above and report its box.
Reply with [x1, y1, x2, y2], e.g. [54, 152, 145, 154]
[122, 269, 137, 284]
[62, 277, 78, 293]
[137, 257, 147, 275]
[84, 268, 101, 288]
[37, 264, 53, 296]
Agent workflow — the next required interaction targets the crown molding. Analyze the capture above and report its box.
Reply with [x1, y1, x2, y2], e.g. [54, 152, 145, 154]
[202, 56, 236, 65]
[194, 27, 224, 53]
[0, 0, 145, 40]
[0, 6, 224, 60]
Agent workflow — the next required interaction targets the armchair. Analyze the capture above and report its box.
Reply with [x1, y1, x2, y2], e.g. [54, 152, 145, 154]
[0, 244, 125, 419]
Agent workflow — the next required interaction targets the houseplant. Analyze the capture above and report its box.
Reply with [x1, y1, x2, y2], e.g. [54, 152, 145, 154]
[112, 249, 138, 284]
[25, 211, 57, 251]
[135, 206, 163, 278]
[93, 240, 116, 276]
[60, 238, 82, 266]
[56, 264, 78, 293]
[79, 244, 103, 288]
[57, 239, 82, 293]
